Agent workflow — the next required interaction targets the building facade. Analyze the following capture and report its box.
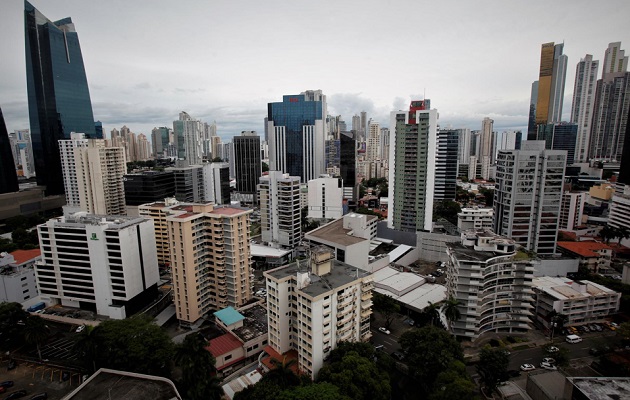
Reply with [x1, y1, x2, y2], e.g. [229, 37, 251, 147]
[307, 175, 343, 220]
[264, 247, 373, 377]
[123, 171, 176, 207]
[571, 54, 599, 163]
[493, 141, 567, 254]
[457, 207, 493, 232]
[0, 249, 40, 303]
[445, 230, 535, 339]
[534, 42, 568, 131]
[173, 112, 203, 165]
[387, 100, 437, 232]
[435, 128, 459, 201]
[36, 213, 160, 319]
[537, 122, 578, 165]
[259, 171, 301, 248]
[58, 133, 88, 208]
[559, 191, 586, 231]
[25, 1, 99, 196]
[233, 132, 262, 195]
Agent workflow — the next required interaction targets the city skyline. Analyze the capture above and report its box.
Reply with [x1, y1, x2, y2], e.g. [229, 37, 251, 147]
[1, 0, 630, 142]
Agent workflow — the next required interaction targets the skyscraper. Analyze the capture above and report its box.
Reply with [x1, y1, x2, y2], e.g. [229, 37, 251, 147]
[267, 90, 327, 183]
[25, 1, 97, 195]
[571, 54, 599, 163]
[233, 131, 262, 195]
[589, 42, 630, 161]
[173, 112, 203, 165]
[537, 122, 578, 165]
[0, 108, 19, 194]
[259, 171, 301, 248]
[434, 129, 459, 201]
[387, 100, 437, 232]
[493, 141, 566, 254]
[58, 132, 88, 208]
[532, 42, 567, 138]
[151, 127, 171, 159]
[340, 131, 357, 203]
[479, 117, 494, 180]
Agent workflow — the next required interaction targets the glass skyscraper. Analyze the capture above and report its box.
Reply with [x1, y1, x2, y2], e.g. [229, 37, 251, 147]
[25, 1, 97, 196]
[0, 108, 19, 194]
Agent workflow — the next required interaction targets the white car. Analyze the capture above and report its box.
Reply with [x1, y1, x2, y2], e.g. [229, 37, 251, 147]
[546, 346, 560, 353]
[378, 327, 391, 335]
[542, 357, 556, 364]
[520, 363, 536, 371]
[75, 325, 85, 333]
[540, 361, 557, 370]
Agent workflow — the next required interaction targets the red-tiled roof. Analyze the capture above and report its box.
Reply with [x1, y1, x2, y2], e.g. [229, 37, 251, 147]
[9, 249, 41, 265]
[205, 333, 242, 358]
[557, 241, 612, 258]
[211, 207, 247, 216]
[260, 346, 300, 374]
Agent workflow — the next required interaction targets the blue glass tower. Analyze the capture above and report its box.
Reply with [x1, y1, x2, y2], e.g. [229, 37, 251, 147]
[25, 1, 97, 196]
[267, 90, 326, 182]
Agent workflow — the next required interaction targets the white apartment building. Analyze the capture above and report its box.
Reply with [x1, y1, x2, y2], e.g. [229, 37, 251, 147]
[608, 183, 630, 246]
[457, 207, 493, 232]
[0, 249, 40, 303]
[138, 197, 180, 266]
[307, 175, 343, 220]
[532, 276, 620, 329]
[74, 140, 127, 216]
[445, 230, 536, 339]
[366, 122, 381, 162]
[560, 191, 586, 231]
[259, 171, 301, 248]
[264, 247, 373, 377]
[59, 133, 88, 208]
[36, 213, 160, 319]
[571, 55, 599, 163]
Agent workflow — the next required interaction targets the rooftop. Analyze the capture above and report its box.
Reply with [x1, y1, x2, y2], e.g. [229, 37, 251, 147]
[62, 368, 181, 400]
[532, 276, 618, 300]
[373, 266, 447, 312]
[250, 243, 292, 258]
[214, 306, 245, 326]
[232, 304, 268, 342]
[305, 217, 367, 246]
[568, 377, 630, 400]
[9, 249, 41, 265]
[557, 241, 612, 258]
[446, 241, 518, 263]
[205, 332, 243, 358]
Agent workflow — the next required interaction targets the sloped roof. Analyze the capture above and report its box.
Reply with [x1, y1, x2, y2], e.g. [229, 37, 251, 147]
[205, 332, 242, 358]
[557, 241, 611, 258]
[10, 249, 41, 265]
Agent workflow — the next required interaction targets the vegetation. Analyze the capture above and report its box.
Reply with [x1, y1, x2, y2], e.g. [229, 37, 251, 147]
[318, 350, 391, 400]
[174, 333, 222, 400]
[476, 347, 509, 393]
[301, 207, 321, 233]
[262, 162, 269, 172]
[442, 297, 462, 325]
[360, 177, 388, 198]
[0, 302, 29, 349]
[433, 200, 461, 225]
[600, 225, 630, 245]
[478, 187, 494, 206]
[372, 293, 400, 329]
[430, 360, 478, 400]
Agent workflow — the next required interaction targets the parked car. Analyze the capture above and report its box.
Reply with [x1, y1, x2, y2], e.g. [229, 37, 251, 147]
[507, 369, 521, 377]
[392, 351, 405, 361]
[542, 357, 555, 364]
[75, 325, 85, 333]
[5, 390, 27, 400]
[30, 393, 47, 400]
[566, 334, 583, 344]
[546, 346, 560, 353]
[540, 362, 557, 370]
[520, 364, 536, 371]
[0, 382, 14, 389]
[378, 327, 390, 335]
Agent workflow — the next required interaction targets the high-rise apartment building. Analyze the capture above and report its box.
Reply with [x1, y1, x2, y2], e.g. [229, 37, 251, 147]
[479, 117, 494, 180]
[493, 141, 567, 254]
[560, 191, 586, 231]
[527, 81, 539, 139]
[445, 230, 535, 339]
[265, 247, 373, 377]
[25, 1, 98, 195]
[173, 112, 203, 165]
[137, 197, 179, 266]
[136, 133, 151, 161]
[166, 162, 229, 205]
[259, 171, 301, 248]
[0, 108, 19, 195]
[534, 42, 568, 131]
[589, 42, 630, 162]
[434, 129, 459, 201]
[233, 132, 262, 195]
[165, 203, 253, 327]
[73, 140, 127, 215]
[571, 55, 599, 163]
[267, 90, 327, 183]
[58, 133, 88, 208]
[36, 213, 160, 319]
[151, 127, 171, 159]
[307, 175, 343, 220]
[366, 122, 381, 162]
[537, 122, 578, 165]
[387, 100, 437, 232]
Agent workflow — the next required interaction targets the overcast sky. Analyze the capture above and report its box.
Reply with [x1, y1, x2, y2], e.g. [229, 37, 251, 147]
[1, 0, 629, 143]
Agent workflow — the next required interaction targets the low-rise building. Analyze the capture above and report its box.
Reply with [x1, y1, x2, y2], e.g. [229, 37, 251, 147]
[557, 241, 613, 274]
[532, 276, 620, 329]
[264, 247, 373, 377]
[0, 249, 40, 303]
[457, 207, 493, 232]
[445, 230, 536, 340]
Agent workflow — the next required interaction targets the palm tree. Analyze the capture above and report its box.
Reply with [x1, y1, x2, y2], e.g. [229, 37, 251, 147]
[73, 325, 100, 373]
[175, 333, 222, 400]
[267, 355, 300, 388]
[614, 226, 630, 245]
[423, 302, 440, 327]
[23, 315, 50, 360]
[600, 225, 616, 244]
[442, 297, 462, 326]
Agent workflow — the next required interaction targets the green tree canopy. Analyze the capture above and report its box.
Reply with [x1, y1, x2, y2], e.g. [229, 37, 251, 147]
[317, 351, 391, 400]
[94, 316, 174, 377]
[175, 333, 221, 400]
[73, 325, 99, 373]
[372, 293, 400, 329]
[0, 302, 29, 349]
[277, 382, 351, 400]
[429, 360, 478, 400]
[433, 200, 462, 225]
[476, 346, 509, 393]
[23, 315, 50, 360]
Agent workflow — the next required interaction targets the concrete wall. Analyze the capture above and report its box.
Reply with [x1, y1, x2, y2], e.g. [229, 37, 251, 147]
[376, 221, 417, 246]
[533, 258, 579, 277]
[416, 232, 460, 262]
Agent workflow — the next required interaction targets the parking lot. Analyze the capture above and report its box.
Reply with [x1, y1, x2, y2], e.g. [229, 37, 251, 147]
[1, 358, 81, 400]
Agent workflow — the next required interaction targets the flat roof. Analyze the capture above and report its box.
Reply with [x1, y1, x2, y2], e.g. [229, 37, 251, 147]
[373, 267, 425, 293]
[374, 284, 446, 313]
[214, 307, 245, 326]
[533, 276, 617, 300]
[232, 304, 268, 342]
[251, 244, 292, 258]
[568, 377, 630, 400]
[305, 218, 366, 246]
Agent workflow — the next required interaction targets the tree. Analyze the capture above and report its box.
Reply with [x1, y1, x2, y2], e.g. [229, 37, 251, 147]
[0, 302, 29, 348]
[476, 346, 509, 393]
[372, 293, 400, 329]
[266, 355, 300, 388]
[94, 316, 174, 376]
[212, 157, 223, 162]
[327, 341, 374, 363]
[423, 301, 441, 327]
[262, 162, 269, 172]
[23, 315, 50, 360]
[433, 200, 462, 225]
[442, 297, 461, 326]
[399, 326, 464, 396]
[73, 325, 100, 372]
[429, 360, 478, 400]
[617, 322, 630, 342]
[175, 333, 222, 400]
[478, 188, 494, 206]
[600, 225, 617, 244]
[614, 226, 630, 245]
[278, 382, 350, 400]
[317, 351, 391, 400]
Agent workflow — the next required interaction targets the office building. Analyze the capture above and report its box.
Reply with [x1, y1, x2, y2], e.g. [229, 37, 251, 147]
[58, 133, 88, 208]
[233, 132, 262, 195]
[590, 42, 630, 162]
[387, 100, 437, 232]
[0, 108, 19, 194]
[165, 203, 253, 327]
[532, 276, 620, 329]
[259, 171, 301, 248]
[25, 1, 98, 195]
[537, 122, 578, 165]
[533, 42, 568, 133]
[324, 138, 340, 176]
[340, 131, 357, 202]
[36, 213, 160, 319]
[264, 247, 373, 377]
[151, 127, 171, 159]
[445, 230, 535, 339]
[123, 171, 176, 206]
[571, 55, 599, 163]
[494, 131, 522, 160]
[173, 112, 203, 165]
[457, 207, 493, 232]
[74, 140, 127, 215]
[457, 128, 472, 176]
[204, 162, 231, 205]
[435, 128, 459, 201]
[307, 175, 343, 220]
[267, 90, 327, 183]
[527, 81, 539, 139]
[0, 249, 40, 303]
[494, 141, 566, 254]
